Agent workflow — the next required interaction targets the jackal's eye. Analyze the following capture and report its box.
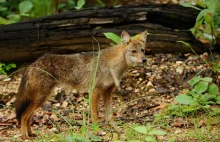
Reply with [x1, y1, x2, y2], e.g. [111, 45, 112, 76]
[132, 50, 137, 53]
[141, 48, 145, 52]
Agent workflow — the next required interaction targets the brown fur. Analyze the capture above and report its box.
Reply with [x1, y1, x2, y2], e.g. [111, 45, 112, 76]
[14, 31, 147, 139]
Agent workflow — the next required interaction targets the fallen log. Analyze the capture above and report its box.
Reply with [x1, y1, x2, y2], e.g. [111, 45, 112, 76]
[0, 4, 213, 63]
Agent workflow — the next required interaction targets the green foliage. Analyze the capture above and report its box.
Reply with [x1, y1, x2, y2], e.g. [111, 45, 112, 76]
[172, 76, 220, 116]
[129, 123, 167, 142]
[0, 0, 86, 24]
[103, 32, 121, 44]
[176, 76, 220, 105]
[66, 123, 101, 142]
[58, 0, 76, 12]
[0, 62, 16, 75]
[19, 1, 33, 15]
[75, 0, 85, 10]
[179, 0, 220, 45]
[31, 0, 56, 17]
[96, 0, 105, 6]
[154, 76, 220, 127]
[103, 32, 149, 45]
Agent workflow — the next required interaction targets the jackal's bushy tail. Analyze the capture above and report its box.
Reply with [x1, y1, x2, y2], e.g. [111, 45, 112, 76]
[15, 74, 31, 122]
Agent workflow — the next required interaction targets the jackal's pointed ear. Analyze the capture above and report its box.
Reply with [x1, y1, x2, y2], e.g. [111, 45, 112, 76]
[121, 31, 131, 45]
[137, 30, 147, 43]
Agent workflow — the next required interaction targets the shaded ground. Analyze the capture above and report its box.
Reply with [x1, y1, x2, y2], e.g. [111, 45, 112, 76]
[0, 53, 220, 141]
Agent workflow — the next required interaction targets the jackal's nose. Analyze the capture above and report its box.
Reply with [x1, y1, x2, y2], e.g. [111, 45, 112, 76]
[142, 58, 147, 63]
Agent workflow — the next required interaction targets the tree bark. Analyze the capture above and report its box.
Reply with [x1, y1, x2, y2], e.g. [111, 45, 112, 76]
[0, 4, 213, 63]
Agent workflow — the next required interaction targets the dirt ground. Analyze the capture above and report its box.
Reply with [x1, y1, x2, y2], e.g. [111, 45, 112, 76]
[1, 53, 220, 142]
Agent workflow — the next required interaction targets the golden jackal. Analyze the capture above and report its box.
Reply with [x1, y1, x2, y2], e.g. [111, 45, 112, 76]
[15, 31, 147, 139]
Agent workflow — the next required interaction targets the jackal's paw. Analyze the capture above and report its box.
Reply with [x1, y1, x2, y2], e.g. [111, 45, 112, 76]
[22, 135, 30, 140]
[91, 116, 99, 123]
[29, 132, 37, 137]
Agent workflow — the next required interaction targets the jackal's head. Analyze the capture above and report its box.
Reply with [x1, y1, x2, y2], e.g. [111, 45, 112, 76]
[121, 31, 147, 67]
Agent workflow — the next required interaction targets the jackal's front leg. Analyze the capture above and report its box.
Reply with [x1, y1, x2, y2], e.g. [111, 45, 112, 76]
[103, 86, 116, 122]
[91, 88, 102, 122]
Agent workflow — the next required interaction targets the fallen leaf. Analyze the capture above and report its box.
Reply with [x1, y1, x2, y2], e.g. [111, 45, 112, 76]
[50, 114, 59, 122]
[6, 112, 16, 120]
[170, 117, 188, 128]
[198, 119, 206, 128]
[152, 103, 168, 110]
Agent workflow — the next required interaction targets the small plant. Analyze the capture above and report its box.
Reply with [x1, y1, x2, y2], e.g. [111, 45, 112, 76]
[179, 0, 220, 46]
[154, 76, 220, 128]
[0, 0, 86, 24]
[58, 0, 86, 12]
[0, 62, 16, 75]
[103, 32, 149, 45]
[166, 76, 220, 117]
[126, 123, 167, 142]
[0, 0, 34, 24]
[175, 76, 220, 106]
[66, 125, 101, 142]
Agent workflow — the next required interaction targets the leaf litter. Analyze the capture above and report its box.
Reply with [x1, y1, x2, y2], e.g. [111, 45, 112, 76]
[0, 53, 220, 141]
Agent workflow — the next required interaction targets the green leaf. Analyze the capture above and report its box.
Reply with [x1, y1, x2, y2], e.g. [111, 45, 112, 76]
[0, 70, 6, 75]
[96, 0, 105, 6]
[0, 16, 8, 24]
[175, 94, 197, 105]
[216, 97, 220, 105]
[133, 34, 140, 39]
[189, 77, 212, 87]
[75, 0, 85, 10]
[19, 1, 33, 14]
[199, 94, 210, 104]
[148, 129, 167, 136]
[145, 136, 157, 142]
[133, 126, 148, 134]
[90, 134, 101, 141]
[58, 3, 66, 9]
[68, 0, 76, 6]
[208, 84, 219, 96]
[0, 0, 6, 3]
[91, 123, 99, 132]
[103, 32, 121, 44]
[0, 6, 7, 11]
[179, 2, 201, 11]
[177, 41, 191, 47]
[0, 63, 5, 68]
[181, 105, 199, 112]
[196, 9, 209, 22]
[194, 81, 209, 94]
[7, 14, 21, 23]
[205, 0, 219, 10]
[201, 77, 212, 82]
[5, 63, 16, 71]
[188, 77, 202, 87]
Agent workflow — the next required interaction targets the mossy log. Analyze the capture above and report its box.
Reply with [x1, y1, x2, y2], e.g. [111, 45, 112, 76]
[0, 4, 214, 63]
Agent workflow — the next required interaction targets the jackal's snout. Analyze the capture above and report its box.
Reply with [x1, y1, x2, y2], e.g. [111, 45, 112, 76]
[142, 58, 147, 63]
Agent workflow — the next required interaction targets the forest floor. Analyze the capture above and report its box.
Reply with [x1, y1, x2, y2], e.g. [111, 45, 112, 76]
[0, 53, 220, 142]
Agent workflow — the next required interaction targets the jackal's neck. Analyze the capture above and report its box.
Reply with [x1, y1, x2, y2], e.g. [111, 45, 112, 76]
[101, 44, 128, 76]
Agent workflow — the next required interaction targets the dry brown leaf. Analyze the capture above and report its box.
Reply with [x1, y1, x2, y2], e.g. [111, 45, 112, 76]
[6, 112, 16, 120]
[198, 119, 206, 128]
[50, 114, 60, 122]
[152, 103, 168, 110]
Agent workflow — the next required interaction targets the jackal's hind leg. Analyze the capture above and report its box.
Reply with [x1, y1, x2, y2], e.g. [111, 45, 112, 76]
[103, 86, 116, 122]
[91, 88, 103, 122]
[21, 103, 39, 139]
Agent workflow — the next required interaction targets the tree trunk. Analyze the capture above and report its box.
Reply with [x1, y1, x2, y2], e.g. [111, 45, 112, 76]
[0, 4, 213, 63]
